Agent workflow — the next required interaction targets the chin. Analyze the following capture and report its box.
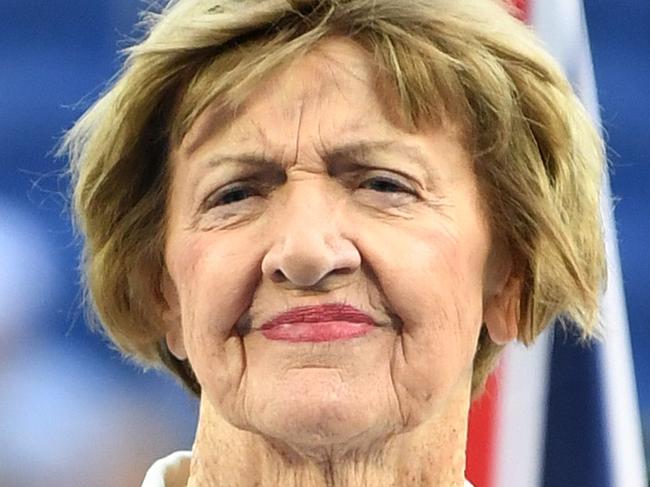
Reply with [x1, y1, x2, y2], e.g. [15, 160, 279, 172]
[250, 398, 399, 460]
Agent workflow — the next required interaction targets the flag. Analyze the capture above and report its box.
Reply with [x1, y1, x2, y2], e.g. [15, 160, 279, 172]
[466, 1, 648, 486]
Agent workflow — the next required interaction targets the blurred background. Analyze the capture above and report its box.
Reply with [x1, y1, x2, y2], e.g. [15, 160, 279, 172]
[0, 1, 647, 486]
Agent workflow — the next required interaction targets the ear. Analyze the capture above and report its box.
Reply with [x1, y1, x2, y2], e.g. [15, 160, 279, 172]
[483, 250, 524, 345]
[161, 267, 188, 360]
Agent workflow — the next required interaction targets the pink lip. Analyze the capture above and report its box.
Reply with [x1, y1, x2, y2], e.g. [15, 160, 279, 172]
[260, 303, 376, 343]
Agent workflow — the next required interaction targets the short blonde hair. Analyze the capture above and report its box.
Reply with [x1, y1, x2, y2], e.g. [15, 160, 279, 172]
[61, 0, 606, 398]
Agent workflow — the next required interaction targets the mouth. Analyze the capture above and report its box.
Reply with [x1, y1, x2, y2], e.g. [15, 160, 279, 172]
[254, 303, 384, 343]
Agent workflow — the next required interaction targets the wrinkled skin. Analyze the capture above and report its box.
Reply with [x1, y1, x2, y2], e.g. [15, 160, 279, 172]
[163, 37, 519, 486]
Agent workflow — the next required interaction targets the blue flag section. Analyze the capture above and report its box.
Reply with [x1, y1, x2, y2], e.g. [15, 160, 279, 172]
[543, 329, 611, 487]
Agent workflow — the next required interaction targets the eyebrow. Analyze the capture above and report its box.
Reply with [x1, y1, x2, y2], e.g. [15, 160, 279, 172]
[201, 139, 434, 183]
[325, 140, 430, 178]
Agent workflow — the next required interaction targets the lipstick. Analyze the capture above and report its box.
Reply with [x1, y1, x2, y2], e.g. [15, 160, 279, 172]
[260, 303, 376, 343]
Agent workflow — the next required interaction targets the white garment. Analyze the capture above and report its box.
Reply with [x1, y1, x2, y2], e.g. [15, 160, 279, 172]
[142, 451, 192, 487]
[142, 451, 475, 486]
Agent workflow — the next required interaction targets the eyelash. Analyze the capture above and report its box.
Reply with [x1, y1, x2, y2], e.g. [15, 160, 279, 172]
[359, 176, 414, 195]
[205, 176, 416, 209]
[210, 184, 257, 207]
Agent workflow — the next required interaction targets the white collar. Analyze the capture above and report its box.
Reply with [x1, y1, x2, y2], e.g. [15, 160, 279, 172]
[141, 451, 191, 487]
[142, 450, 475, 486]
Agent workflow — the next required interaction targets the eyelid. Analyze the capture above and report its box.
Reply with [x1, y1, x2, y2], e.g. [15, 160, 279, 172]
[361, 176, 411, 192]
[358, 170, 419, 193]
[199, 180, 259, 212]
[198, 170, 285, 210]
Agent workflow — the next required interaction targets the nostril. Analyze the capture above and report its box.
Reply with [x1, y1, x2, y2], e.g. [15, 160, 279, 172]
[332, 267, 354, 276]
[271, 269, 287, 283]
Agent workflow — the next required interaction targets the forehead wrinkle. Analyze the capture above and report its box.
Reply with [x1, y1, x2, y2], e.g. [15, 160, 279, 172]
[232, 108, 376, 160]
[290, 98, 307, 169]
[315, 116, 371, 160]
[250, 119, 273, 148]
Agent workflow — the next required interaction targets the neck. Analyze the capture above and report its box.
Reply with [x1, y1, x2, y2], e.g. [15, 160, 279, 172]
[187, 386, 470, 487]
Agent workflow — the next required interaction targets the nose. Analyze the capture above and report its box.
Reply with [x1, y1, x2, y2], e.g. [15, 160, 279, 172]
[261, 182, 361, 289]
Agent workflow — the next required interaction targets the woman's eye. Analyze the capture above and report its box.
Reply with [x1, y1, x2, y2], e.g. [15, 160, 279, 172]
[207, 184, 259, 208]
[360, 176, 414, 194]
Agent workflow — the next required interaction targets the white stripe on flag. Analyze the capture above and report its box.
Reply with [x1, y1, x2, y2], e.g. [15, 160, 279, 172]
[494, 332, 552, 487]
[530, 1, 647, 485]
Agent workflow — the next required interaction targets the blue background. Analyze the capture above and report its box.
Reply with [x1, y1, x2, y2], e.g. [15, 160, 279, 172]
[0, 1, 647, 485]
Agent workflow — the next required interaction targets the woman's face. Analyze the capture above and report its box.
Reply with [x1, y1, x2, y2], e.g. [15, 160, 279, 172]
[164, 37, 513, 456]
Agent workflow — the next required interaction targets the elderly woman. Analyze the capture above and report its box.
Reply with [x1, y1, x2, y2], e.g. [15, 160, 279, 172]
[62, 0, 605, 485]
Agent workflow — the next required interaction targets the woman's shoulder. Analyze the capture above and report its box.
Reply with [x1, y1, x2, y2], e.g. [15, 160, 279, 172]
[141, 450, 192, 487]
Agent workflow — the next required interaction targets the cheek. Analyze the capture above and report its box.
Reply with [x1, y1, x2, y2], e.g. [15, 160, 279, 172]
[399, 232, 484, 363]
[167, 232, 260, 397]
[173, 233, 257, 325]
[356, 215, 488, 418]
[376, 219, 487, 336]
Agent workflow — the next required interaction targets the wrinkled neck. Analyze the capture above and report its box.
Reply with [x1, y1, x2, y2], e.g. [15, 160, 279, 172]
[186, 381, 471, 487]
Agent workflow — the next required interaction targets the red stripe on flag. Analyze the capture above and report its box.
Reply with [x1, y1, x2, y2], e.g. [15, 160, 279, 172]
[466, 368, 502, 487]
[511, 0, 529, 21]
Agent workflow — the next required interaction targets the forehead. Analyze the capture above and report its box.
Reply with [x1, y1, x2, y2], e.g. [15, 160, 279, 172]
[177, 37, 411, 157]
